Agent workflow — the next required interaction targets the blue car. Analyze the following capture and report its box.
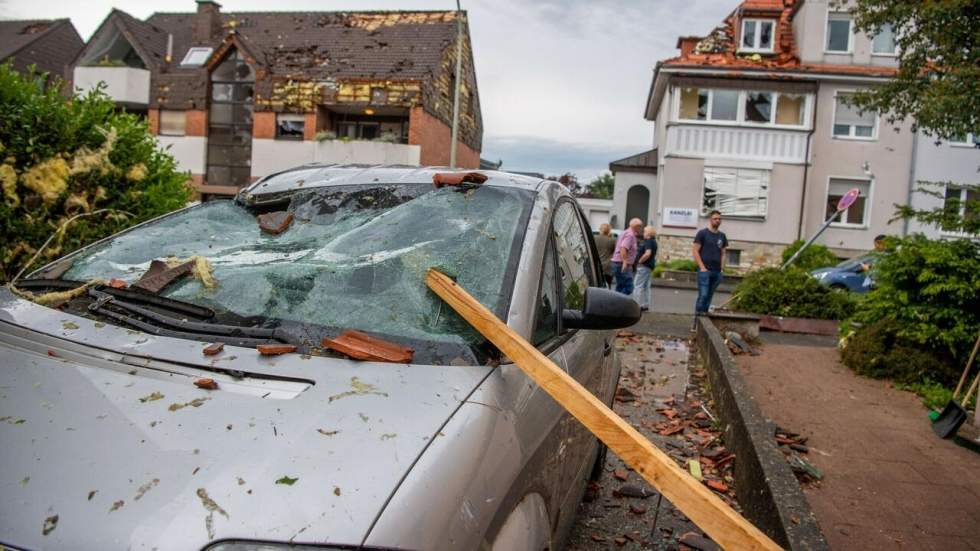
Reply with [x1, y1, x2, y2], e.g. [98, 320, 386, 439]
[811, 254, 877, 293]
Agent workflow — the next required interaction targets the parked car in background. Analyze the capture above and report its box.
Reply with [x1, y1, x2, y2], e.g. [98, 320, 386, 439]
[810, 254, 878, 292]
[0, 166, 639, 551]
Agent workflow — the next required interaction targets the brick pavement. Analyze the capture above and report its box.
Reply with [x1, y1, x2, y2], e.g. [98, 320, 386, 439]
[736, 344, 980, 550]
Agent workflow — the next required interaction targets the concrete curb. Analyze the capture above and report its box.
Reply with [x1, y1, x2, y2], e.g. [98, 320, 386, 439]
[695, 316, 830, 551]
[653, 278, 738, 293]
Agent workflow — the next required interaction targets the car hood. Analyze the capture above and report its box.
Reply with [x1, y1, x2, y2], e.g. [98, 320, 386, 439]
[0, 291, 493, 550]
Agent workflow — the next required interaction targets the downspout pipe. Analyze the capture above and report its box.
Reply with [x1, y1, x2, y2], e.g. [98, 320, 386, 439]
[797, 88, 818, 241]
[903, 126, 919, 236]
[449, 1, 464, 168]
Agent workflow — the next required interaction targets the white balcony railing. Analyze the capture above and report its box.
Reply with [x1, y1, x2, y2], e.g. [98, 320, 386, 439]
[251, 138, 421, 179]
[666, 124, 809, 164]
[73, 66, 151, 106]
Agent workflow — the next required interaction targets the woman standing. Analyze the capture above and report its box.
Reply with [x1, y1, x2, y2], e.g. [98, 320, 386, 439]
[633, 226, 658, 311]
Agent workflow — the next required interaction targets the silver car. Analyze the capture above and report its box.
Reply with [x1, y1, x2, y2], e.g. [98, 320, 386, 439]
[0, 166, 639, 550]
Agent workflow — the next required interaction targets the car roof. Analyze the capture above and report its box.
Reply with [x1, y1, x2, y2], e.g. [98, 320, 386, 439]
[240, 164, 549, 204]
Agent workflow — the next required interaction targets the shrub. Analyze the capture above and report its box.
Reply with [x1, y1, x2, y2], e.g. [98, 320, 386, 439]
[0, 63, 190, 281]
[841, 319, 960, 386]
[653, 258, 699, 278]
[780, 239, 840, 272]
[847, 234, 980, 363]
[731, 267, 856, 320]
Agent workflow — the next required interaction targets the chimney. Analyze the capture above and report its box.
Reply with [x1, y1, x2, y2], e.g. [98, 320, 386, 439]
[194, 0, 222, 43]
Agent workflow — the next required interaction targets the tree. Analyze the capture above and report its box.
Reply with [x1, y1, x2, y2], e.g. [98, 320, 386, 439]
[586, 172, 614, 199]
[0, 63, 191, 281]
[841, 0, 980, 141]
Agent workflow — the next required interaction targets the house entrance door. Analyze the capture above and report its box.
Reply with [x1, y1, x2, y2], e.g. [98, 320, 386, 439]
[207, 50, 254, 188]
[625, 185, 650, 227]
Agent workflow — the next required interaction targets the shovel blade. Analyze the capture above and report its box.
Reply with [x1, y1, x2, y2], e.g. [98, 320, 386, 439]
[932, 401, 967, 439]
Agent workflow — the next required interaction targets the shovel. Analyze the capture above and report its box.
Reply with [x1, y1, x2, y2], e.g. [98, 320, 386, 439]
[932, 332, 980, 438]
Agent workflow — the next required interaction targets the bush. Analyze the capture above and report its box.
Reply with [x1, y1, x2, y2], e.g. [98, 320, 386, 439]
[780, 239, 840, 272]
[847, 234, 980, 363]
[841, 319, 960, 386]
[0, 63, 190, 281]
[653, 258, 699, 278]
[731, 267, 856, 320]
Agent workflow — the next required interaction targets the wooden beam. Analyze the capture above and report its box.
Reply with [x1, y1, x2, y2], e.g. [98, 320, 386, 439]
[426, 269, 783, 551]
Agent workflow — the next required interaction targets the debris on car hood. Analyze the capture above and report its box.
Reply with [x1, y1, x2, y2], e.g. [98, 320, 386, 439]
[257, 211, 294, 235]
[322, 330, 414, 363]
[432, 171, 488, 188]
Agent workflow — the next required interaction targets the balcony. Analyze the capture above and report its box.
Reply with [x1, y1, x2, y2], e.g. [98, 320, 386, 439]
[666, 124, 809, 165]
[73, 66, 150, 107]
[251, 138, 421, 179]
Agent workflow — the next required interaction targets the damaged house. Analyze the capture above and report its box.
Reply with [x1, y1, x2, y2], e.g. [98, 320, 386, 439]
[70, 1, 483, 196]
[619, 0, 979, 268]
[0, 19, 83, 83]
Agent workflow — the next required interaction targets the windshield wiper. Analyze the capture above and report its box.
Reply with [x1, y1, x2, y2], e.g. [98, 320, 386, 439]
[17, 279, 215, 319]
[87, 289, 283, 348]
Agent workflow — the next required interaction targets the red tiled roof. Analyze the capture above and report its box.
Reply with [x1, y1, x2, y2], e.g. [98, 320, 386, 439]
[662, 0, 896, 78]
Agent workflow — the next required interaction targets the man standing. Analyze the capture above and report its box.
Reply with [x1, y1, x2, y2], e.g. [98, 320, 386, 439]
[693, 210, 728, 316]
[633, 226, 658, 311]
[594, 223, 616, 288]
[612, 218, 643, 295]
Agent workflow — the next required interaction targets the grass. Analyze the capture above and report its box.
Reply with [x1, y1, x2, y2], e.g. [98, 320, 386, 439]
[895, 377, 978, 412]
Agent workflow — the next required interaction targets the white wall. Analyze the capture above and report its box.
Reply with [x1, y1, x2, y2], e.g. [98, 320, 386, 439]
[908, 134, 980, 238]
[251, 139, 422, 179]
[576, 197, 613, 230]
[73, 66, 150, 106]
[612, 171, 657, 230]
[156, 136, 206, 176]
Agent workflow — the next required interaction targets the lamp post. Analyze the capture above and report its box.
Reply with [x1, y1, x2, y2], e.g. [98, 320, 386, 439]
[449, 0, 463, 168]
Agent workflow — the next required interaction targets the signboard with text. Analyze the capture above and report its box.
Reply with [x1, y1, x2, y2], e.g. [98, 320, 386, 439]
[662, 207, 699, 228]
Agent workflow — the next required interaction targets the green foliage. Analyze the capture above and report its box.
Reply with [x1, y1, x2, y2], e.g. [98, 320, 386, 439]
[0, 63, 191, 281]
[586, 172, 614, 200]
[840, 0, 980, 141]
[780, 240, 840, 272]
[732, 267, 856, 320]
[847, 234, 980, 362]
[895, 378, 976, 412]
[893, 181, 980, 236]
[653, 258, 698, 278]
[841, 319, 960, 386]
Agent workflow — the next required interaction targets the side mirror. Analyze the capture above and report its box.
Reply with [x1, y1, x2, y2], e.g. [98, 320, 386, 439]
[562, 287, 641, 330]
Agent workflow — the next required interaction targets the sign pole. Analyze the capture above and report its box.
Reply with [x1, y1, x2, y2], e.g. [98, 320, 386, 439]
[780, 187, 860, 270]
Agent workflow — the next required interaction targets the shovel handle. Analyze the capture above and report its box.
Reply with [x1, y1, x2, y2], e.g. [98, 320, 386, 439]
[962, 370, 980, 410]
[953, 331, 980, 401]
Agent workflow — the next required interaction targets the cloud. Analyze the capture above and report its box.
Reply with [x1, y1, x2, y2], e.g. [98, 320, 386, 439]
[483, 135, 640, 182]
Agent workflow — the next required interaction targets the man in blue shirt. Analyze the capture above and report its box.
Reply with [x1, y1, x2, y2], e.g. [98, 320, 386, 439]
[692, 210, 728, 316]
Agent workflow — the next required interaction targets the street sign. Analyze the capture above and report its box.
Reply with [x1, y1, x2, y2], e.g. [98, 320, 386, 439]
[837, 187, 861, 211]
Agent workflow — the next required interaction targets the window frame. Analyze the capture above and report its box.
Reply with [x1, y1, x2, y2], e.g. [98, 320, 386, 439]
[871, 23, 897, 56]
[949, 133, 978, 148]
[674, 87, 812, 130]
[941, 185, 979, 237]
[700, 166, 771, 220]
[832, 91, 878, 141]
[180, 46, 214, 67]
[158, 109, 186, 137]
[826, 176, 873, 229]
[824, 11, 854, 54]
[275, 113, 306, 141]
[739, 18, 776, 53]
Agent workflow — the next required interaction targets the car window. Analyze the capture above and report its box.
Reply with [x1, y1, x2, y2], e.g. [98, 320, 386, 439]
[62, 183, 534, 347]
[553, 201, 596, 316]
[836, 254, 874, 271]
[531, 237, 559, 346]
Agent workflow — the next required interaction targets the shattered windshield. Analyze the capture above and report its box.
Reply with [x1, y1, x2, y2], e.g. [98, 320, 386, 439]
[63, 183, 534, 350]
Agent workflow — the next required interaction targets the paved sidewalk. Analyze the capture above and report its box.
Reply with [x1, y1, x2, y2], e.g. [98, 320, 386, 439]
[736, 345, 980, 550]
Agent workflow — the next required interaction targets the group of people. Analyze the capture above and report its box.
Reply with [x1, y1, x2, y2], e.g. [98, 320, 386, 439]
[594, 210, 729, 318]
[594, 218, 658, 311]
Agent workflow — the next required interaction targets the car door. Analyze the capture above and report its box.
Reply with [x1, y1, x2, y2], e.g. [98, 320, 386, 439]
[549, 200, 613, 539]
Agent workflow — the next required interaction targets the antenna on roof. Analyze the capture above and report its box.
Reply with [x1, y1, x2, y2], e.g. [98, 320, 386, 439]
[166, 34, 173, 64]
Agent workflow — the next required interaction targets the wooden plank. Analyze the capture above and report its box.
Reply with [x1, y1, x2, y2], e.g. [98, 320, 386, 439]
[426, 269, 783, 551]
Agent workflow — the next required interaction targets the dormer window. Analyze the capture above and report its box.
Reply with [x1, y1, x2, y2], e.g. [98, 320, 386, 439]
[741, 19, 774, 53]
[180, 47, 214, 67]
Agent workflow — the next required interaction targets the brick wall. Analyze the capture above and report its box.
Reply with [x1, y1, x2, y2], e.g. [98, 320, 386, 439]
[253, 111, 275, 139]
[186, 110, 208, 137]
[408, 106, 480, 168]
[147, 109, 160, 135]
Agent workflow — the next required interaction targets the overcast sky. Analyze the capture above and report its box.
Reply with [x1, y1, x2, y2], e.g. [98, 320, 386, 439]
[1, 0, 733, 181]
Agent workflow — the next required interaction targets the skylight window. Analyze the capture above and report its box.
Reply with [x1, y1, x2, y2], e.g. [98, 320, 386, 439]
[741, 19, 774, 52]
[180, 47, 214, 67]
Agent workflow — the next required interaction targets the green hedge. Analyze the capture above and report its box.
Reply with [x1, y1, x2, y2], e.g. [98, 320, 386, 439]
[731, 267, 856, 320]
[780, 239, 839, 272]
[841, 234, 980, 385]
[0, 63, 190, 281]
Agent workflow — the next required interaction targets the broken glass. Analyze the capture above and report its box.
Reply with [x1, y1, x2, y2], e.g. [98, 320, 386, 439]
[64, 183, 534, 350]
